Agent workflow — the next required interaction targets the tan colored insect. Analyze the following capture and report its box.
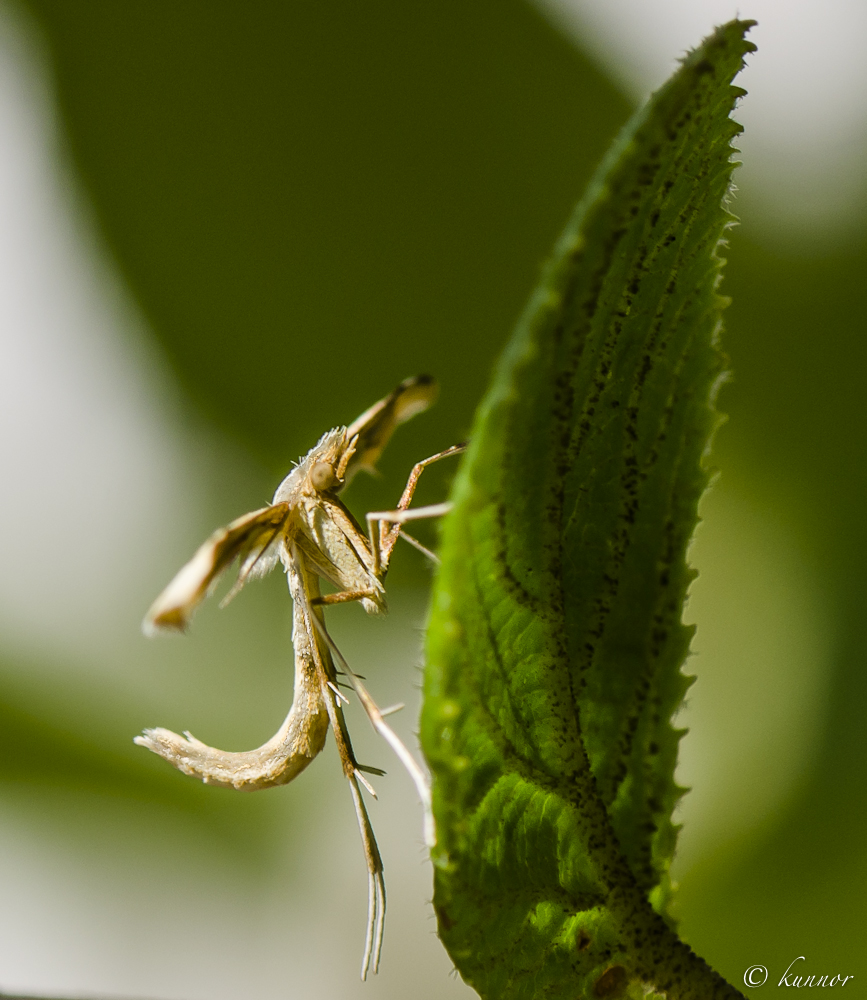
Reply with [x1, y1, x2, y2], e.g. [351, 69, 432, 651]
[137, 376, 462, 977]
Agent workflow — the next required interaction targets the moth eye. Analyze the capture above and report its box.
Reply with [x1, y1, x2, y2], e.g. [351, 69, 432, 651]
[310, 461, 337, 491]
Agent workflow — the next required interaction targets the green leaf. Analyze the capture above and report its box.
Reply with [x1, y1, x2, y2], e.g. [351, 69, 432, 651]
[422, 20, 755, 1000]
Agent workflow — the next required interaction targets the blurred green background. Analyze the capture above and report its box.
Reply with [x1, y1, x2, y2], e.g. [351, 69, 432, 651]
[0, 1, 863, 996]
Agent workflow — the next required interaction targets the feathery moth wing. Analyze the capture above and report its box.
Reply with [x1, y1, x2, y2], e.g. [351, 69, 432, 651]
[143, 502, 291, 634]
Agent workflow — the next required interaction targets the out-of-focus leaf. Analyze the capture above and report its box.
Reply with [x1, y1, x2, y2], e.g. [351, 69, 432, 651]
[673, 232, 867, 984]
[19, 0, 629, 479]
[423, 21, 754, 999]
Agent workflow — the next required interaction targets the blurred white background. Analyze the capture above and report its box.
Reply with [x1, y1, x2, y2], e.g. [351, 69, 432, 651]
[533, 0, 867, 235]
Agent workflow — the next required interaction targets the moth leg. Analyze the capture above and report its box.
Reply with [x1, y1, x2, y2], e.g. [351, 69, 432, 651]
[396, 443, 468, 511]
[367, 501, 453, 574]
[318, 659, 386, 979]
[311, 610, 435, 850]
[296, 556, 427, 846]
[367, 443, 466, 575]
[394, 530, 439, 564]
[311, 632, 386, 978]
[348, 773, 387, 979]
[290, 550, 386, 977]
[311, 588, 379, 607]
